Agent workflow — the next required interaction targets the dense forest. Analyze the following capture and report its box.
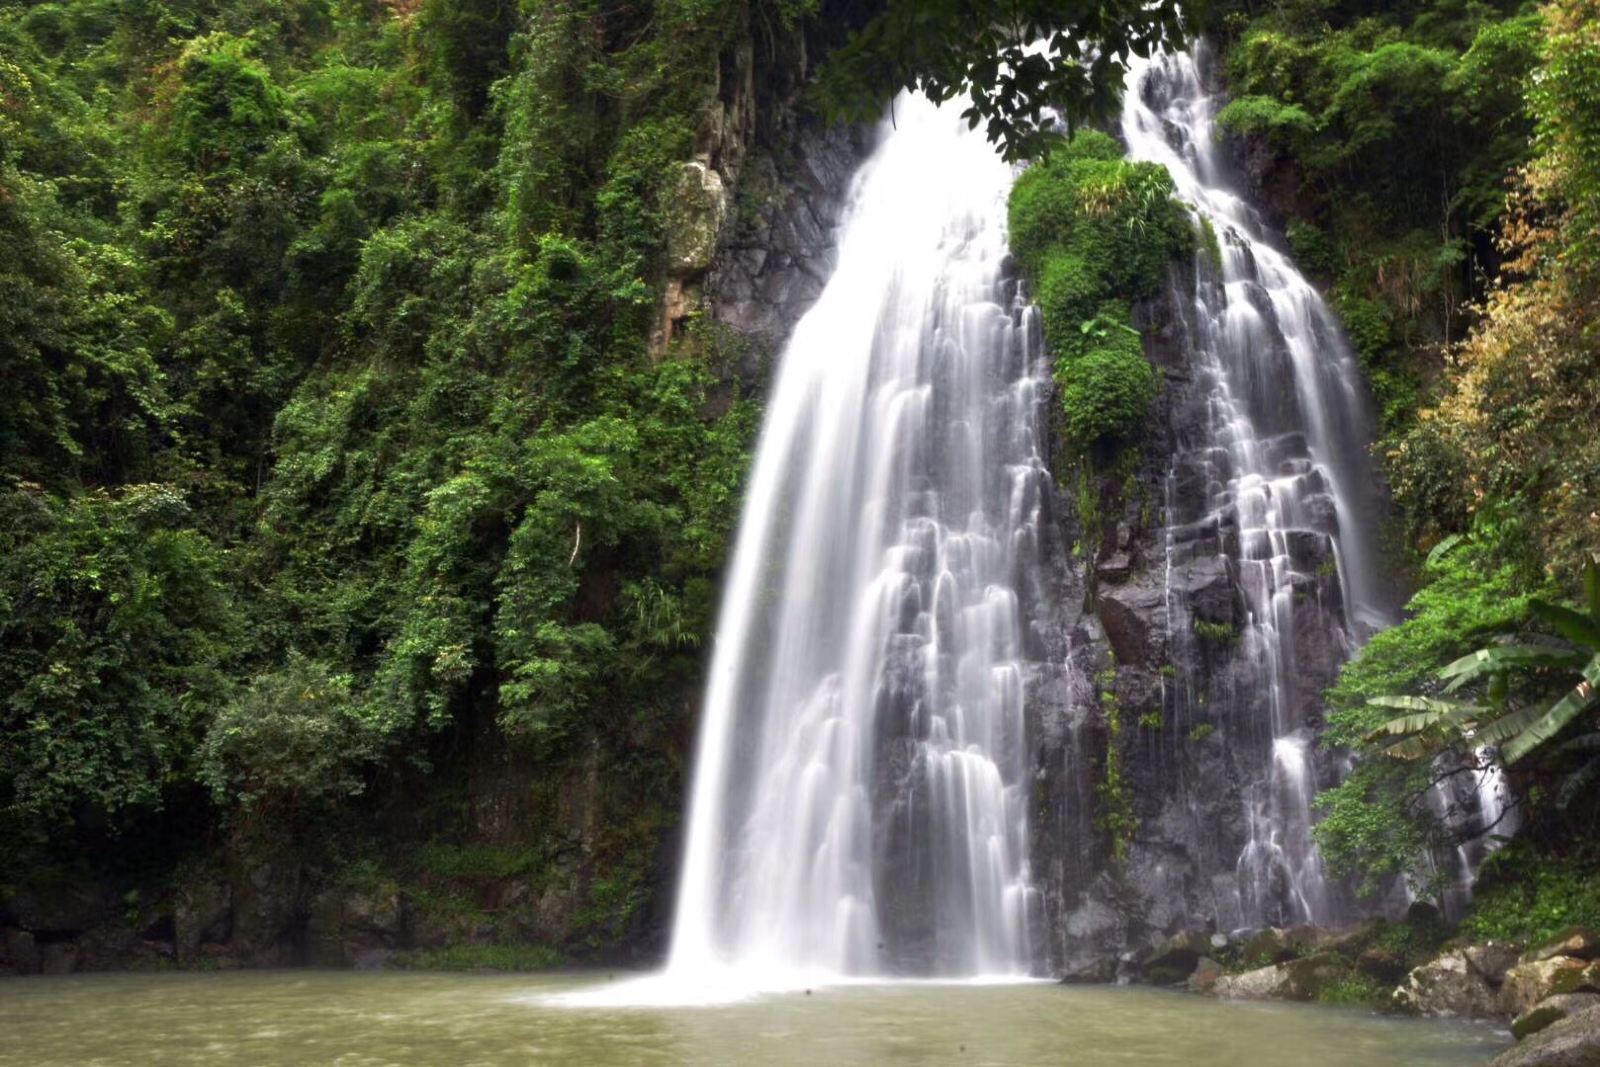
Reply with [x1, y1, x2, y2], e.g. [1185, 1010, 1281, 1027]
[0, 0, 1597, 996]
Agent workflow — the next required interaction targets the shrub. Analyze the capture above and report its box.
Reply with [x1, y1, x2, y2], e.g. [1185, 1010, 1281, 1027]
[1008, 130, 1192, 453]
[1059, 345, 1157, 447]
[1461, 845, 1600, 946]
[200, 654, 384, 819]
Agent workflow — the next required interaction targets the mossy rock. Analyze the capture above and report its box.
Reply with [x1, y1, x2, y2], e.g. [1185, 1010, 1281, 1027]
[1528, 927, 1600, 964]
[1513, 993, 1600, 1040]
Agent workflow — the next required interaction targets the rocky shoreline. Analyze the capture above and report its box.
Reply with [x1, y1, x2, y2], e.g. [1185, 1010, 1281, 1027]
[1093, 920, 1600, 1065]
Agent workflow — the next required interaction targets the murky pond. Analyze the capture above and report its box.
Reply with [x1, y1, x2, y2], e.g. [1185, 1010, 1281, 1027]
[0, 971, 1510, 1065]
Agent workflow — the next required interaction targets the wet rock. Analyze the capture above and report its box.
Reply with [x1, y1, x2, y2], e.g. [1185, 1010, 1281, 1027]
[3, 882, 110, 935]
[1515, 995, 1600, 1040]
[1505, 959, 1595, 1017]
[1357, 945, 1409, 984]
[1553, 963, 1600, 998]
[228, 857, 300, 965]
[1489, 1004, 1600, 1067]
[1188, 956, 1224, 994]
[1215, 963, 1293, 1001]
[1238, 927, 1296, 965]
[2, 926, 38, 975]
[1281, 952, 1352, 1001]
[1180, 555, 1237, 625]
[1531, 929, 1600, 964]
[39, 941, 79, 976]
[1145, 928, 1215, 985]
[709, 123, 866, 355]
[665, 162, 727, 275]
[1059, 955, 1116, 985]
[174, 877, 231, 965]
[307, 882, 403, 968]
[1098, 582, 1167, 668]
[1099, 552, 1134, 584]
[1468, 943, 1525, 986]
[1394, 949, 1503, 1018]
[353, 947, 394, 971]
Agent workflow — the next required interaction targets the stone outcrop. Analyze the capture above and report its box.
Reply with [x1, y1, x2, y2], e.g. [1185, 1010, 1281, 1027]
[1215, 963, 1295, 1001]
[1214, 954, 1350, 1002]
[1489, 1004, 1600, 1067]
[1394, 948, 1510, 1018]
[1144, 928, 1218, 985]
[1515, 995, 1600, 1041]
[1506, 958, 1599, 1017]
[1530, 929, 1600, 964]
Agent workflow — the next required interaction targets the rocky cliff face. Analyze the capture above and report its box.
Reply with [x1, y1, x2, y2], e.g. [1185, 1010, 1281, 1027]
[1024, 262, 1360, 978]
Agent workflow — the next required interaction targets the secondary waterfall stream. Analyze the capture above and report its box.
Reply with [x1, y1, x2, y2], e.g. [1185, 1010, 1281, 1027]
[669, 92, 1045, 983]
[1122, 49, 1388, 927]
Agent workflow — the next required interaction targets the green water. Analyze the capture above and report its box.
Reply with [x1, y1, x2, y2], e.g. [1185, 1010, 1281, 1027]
[0, 971, 1510, 1066]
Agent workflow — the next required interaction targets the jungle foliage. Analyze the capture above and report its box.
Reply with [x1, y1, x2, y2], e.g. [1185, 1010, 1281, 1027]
[1295, 0, 1600, 903]
[1205, 0, 1541, 440]
[815, 0, 1187, 160]
[0, 0, 774, 920]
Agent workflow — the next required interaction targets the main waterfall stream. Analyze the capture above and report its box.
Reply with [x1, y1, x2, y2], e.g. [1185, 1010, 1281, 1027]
[670, 91, 1046, 985]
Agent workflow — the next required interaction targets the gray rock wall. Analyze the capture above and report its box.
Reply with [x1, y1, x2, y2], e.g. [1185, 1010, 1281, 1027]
[1025, 265, 1361, 977]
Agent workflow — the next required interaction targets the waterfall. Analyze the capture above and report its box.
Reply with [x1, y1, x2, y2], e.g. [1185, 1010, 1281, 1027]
[668, 93, 1046, 984]
[1122, 49, 1390, 927]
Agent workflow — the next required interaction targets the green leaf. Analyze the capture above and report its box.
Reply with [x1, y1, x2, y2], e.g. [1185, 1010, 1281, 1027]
[1364, 694, 1484, 742]
[1474, 703, 1553, 746]
[1529, 599, 1600, 650]
[1502, 656, 1600, 764]
[1438, 643, 1587, 692]
[1425, 533, 1464, 568]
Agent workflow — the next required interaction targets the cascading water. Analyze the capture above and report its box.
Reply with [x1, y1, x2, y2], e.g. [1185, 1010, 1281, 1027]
[668, 92, 1047, 986]
[1121, 48, 1391, 927]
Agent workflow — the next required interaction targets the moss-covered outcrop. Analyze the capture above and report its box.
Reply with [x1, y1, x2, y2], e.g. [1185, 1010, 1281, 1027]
[1008, 130, 1193, 455]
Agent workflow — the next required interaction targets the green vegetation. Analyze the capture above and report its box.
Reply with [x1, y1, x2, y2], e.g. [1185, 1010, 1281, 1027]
[0, 0, 777, 953]
[1192, 619, 1238, 645]
[1364, 558, 1600, 768]
[1008, 130, 1192, 455]
[400, 943, 564, 972]
[1206, 0, 1542, 442]
[1460, 844, 1600, 945]
[1094, 658, 1138, 863]
[816, 0, 1186, 160]
[1316, 972, 1389, 1008]
[1298, 0, 1600, 913]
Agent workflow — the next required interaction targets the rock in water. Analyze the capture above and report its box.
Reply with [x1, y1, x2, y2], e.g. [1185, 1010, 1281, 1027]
[1145, 929, 1215, 985]
[1188, 957, 1224, 995]
[1489, 1004, 1600, 1067]
[1215, 964, 1294, 1001]
[1505, 959, 1596, 1017]
[1514, 995, 1600, 1040]
[1213, 955, 1348, 1002]
[1394, 950, 1503, 1018]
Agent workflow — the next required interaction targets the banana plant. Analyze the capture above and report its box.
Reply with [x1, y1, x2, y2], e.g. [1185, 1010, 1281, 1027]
[1365, 557, 1600, 770]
